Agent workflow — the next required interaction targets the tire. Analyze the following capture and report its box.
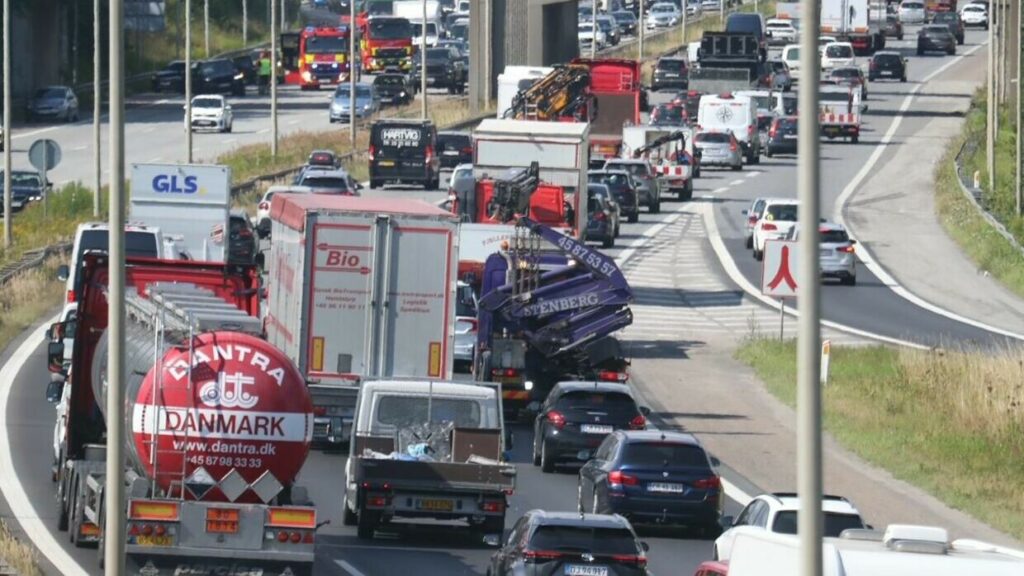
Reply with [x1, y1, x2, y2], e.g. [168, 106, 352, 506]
[898, 33, 904, 41]
[649, 201, 660, 214]
[958, 36, 964, 46]
[754, 248, 763, 261]
[540, 439, 555, 473]
[602, 235, 614, 248]
[356, 510, 377, 540]
[766, 149, 773, 158]
[628, 212, 639, 224]
[342, 493, 358, 526]
[731, 163, 742, 171]
[370, 179, 381, 189]
[55, 474, 69, 531]
[532, 434, 542, 466]
[745, 236, 753, 249]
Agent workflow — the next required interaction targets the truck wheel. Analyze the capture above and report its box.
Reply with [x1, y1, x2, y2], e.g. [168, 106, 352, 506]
[356, 510, 378, 540]
[628, 212, 639, 224]
[370, 179, 381, 189]
[342, 494, 358, 526]
[540, 439, 556, 473]
[55, 474, 69, 531]
[649, 201, 660, 214]
[851, 134, 860, 144]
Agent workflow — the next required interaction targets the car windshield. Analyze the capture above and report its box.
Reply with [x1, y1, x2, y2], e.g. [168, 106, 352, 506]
[925, 26, 950, 34]
[529, 526, 638, 556]
[369, 19, 412, 39]
[830, 68, 860, 79]
[376, 396, 481, 428]
[192, 97, 222, 108]
[305, 35, 348, 54]
[826, 44, 852, 58]
[933, 13, 956, 22]
[302, 176, 351, 191]
[696, 132, 731, 143]
[657, 59, 685, 71]
[614, 11, 635, 22]
[165, 62, 186, 72]
[622, 442, 710, 467]
[78, 230, 160, 260]
[449, 23, 468, 40]
[766, 204, 798, 221]
[605, 162, 647, 177]
[591, 173, 631, 191]
[785, 46, 800, 59]
[426, 48, 451, 60]
[773, 512, 865, 537]
[35, 88, 66, 100]
[579, 23, 594, 32]
[653, 105, 685, 124]
[375, 75, 405, 86]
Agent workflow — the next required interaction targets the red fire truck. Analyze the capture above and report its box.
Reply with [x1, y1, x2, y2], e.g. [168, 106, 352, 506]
[361, 15, 414, 73]
[294, 26, 353, 89]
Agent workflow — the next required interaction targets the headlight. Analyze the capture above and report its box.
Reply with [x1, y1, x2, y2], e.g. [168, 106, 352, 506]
[399, 90, 407, 97]
[234, 73, 244, 80]
[301, 71, 312, 81]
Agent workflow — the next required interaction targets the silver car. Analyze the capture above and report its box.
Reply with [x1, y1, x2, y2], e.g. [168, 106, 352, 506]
[785, 221, 857, 285]
[454, 281, 477, 371]
[694, 131, 743, 171]
[330, 83, 380, 123]
[602, 158, 662, 214]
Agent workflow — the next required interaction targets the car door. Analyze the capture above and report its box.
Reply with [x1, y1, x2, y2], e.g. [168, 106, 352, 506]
[495, 515, 528, 575]
[580, 435, 616, 506]
[719, 499, 764, 559]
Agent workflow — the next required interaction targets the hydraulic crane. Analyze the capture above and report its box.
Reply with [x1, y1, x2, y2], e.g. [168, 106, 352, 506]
[503, 64, 595, 121]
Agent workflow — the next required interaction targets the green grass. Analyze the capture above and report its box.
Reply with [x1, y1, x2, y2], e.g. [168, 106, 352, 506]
[737, 338, 1024, 540]
[934, 90, 1024, 298]
[0, 184, 108, 266]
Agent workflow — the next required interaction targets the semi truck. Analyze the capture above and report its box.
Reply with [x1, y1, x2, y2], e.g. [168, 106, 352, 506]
[821, 0, 887, 55]
[48, 255, 318, 576]
[265, 194, 459, 447]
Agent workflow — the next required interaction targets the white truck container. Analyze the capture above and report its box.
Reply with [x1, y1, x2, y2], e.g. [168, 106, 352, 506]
[266, 194, 460, 446]
[819, 84, 863, 143]
[472, 118, 589, 236]
[820, 0, 885, 54]
[496, 66, 554, 118]
[393, 0, 443, 39]
[129, 163, 231, 262]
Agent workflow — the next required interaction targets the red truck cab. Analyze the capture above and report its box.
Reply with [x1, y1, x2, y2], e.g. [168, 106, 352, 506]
[570, 58, 643, 166]
[361, 15, 414, 73]
[297, 26, 352, 89]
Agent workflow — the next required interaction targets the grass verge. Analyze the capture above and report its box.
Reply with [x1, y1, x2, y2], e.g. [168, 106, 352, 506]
[0, 184, 108, 267]
[934, 90, 1024, 299]
[0, 519, 43, 576]
[737, 338, 1024, 540]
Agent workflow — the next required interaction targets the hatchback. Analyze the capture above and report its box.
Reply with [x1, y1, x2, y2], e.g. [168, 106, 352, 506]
[296, 167, 359, 195]
[821, 42, 855, 69]
[586, 189, 617, 248]
[579, 430, 722, 535]
[27, 86, 79, 123]
[752, 199, 798, 260]
[589, 170, 641, 223]
[959, 3, 988, 29]
[693, 131, 743, 171]
[898, 0, 926, 24]
[764, 116, 798, 158]
[868, 51, 907, 82]
[487, 510, 650, 576]
[741, 197, 769, 249]
[437, 131, 473, 169]
[785, 222, 858, 285]
[602, 159, 662, 214]
[781, 44, 801, 81]
[330, 83, 380, 123]
[532, 381, 648, 473]
[917, 24, 956, 55]
[932, 11, 965, 44]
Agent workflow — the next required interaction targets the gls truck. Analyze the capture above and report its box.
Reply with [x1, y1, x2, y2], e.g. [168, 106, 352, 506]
[265, 194, 460, 447]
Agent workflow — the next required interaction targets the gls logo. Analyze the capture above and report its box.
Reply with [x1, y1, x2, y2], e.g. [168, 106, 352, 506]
[152, 174, 199, 194]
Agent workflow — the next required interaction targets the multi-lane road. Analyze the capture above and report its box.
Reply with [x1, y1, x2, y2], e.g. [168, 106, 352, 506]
[1, 10, 1020, 576]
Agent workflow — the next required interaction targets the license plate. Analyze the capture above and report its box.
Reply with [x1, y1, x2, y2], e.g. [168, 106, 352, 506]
[820, 249, 832, 257]
[443, 150, 459, 156]
[565, 565, 608, 576]
[377, 160, 395, 167]
[784, 134, 797, 139]
[135, 535, 173, 547]
[581, 424, 613, 434]
[648, 482, 684, 493]
[418, 498, 454, 512]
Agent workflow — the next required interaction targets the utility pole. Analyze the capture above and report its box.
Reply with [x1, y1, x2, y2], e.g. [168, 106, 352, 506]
[243, 0, 248, 47]
[420, 0, 427, 119]
[591, 0, 597, 59]
[1016, 0, 1022, 216]
[282, 0, 287, 31]
[349, 0, 356, 148]
[638, 1, 645, 60]
[105, 0, 127, 570]
[72, 0, 79, 86]
[483, 0, 491, 103]
[2, 0, 10, 249]
[93, 0, 101, 217]
[988, 0, 996, 190]
[797, 0, 824, 576]
[186, 0, 194, 163]
[272, 0, 279, 157]
[204, 0, 210, 57]
[681, 0, 687, 49]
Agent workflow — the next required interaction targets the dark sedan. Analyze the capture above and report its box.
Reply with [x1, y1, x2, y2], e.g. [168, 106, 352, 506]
[652, 57, 688, 92]
[917, 25, 956, 55]
[0, 170, 48, 211]
[589, 169, 640, 223]
[227, 213, 257, 266]
[765, 116, 798, 157]
[579, 430, 723, 535]
[437, 131, 473, 169]
[932, 11, 965, 45]
[151, 61, 187, 93]
[650, 103, 688, 127]
[868, 51, 907, 82]
[372, 73, 415, 105]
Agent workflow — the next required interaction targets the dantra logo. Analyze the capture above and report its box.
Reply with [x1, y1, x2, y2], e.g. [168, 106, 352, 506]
[199, 372, 259, 409]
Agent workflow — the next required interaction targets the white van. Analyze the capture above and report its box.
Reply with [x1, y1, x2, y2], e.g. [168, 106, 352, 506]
[496, 66, 554, 118]
[57, 222, 166, 305]
[781, 44, 801, 81]
[697, 92, 760, 163]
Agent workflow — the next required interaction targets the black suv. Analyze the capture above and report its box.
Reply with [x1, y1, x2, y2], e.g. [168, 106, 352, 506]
[932, 11, 965, 45]
[917, 25, 956, 56]
[413, 47, 467, 94]
[868, 51, 907, 82]
[194, 58, 246, 97]
[373, 72, 415, 105]
[532, 381, 648, 473]
[436, 131, 472, 169]
[652, 57, 688, 92]
[151, 61, 187, 93]
[368, 119, 441, 189]
[488, 510, 650, 576]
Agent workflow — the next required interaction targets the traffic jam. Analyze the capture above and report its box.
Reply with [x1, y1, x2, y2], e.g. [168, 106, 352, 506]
[35, 0, 1022, 575]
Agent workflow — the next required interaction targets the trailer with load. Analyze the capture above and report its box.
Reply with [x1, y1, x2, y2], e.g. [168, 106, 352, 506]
[265, 194, 459, 447]
[622, 125, 698, 200]
[689, 32, 765, 94]
[819, 83, 862, 143]
[821, 0, 887, 55]
[48, 255, 318, 576]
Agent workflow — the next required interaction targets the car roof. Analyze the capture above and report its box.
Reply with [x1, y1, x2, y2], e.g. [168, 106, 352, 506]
[554, 380, 636, 395]
[761, 493, 862, 516]
[527, 510, 633, 530]
[616, 429, 702, 446]
[764, 198, 799, 206]
[301, 167, 350, 178]
[604, 158, 646, 165]
[873, 51, 902, 56]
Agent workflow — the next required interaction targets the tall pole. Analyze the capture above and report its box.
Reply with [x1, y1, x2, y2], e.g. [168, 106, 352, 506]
[797, 0, 823, 574]
[72, 0, 79, 86]
[204, 0, 210, 57]
[105, 0, 127, 570]
[681, 0, 687, 50]
[638, 1, 644, 60]
[483, 0, 491, 103]
[420, 0, 427, 119]
[186, 0, 194, 163]
[272, 0, 279, 157]
[242, 0, 248, 47]
[988, 0, 996, 190]
[281, 0, 287, 30]
[349, 0, 356, 148]
[591, 1, 597, 58]
[3, 0, 11, 249]
[93, 0, 101, 217]
[1016, 0, 1021, 216]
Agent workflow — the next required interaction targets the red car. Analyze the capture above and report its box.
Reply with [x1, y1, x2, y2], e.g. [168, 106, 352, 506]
[694, 560, 729, 576]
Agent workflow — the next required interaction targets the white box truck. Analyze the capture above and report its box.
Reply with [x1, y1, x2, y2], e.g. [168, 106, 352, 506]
[266, 194, 460, 446]
[472, 118, 589, 237]
[820, 0, 886, 54]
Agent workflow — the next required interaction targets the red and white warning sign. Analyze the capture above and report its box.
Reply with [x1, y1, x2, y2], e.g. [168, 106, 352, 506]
[761, 240, 800, 298]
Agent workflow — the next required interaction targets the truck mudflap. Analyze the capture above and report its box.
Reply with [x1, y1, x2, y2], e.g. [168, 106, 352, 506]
[126, 554, 313, 576]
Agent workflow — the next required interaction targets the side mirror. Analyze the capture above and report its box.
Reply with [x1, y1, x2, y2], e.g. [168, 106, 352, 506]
[640, 406, 652, 416]
[850, 239, 857, 245]
[710, 455, 721, 467]
[719, 515, 735, 529]
[47, 341, 65, 374]
[741, 209, 749, 215]
[57, 265, 69, 282]
[46, 379, 63, 403]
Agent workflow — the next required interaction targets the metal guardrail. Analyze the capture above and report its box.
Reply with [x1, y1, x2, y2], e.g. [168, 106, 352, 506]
[0, 242, 71, 289]
[953, 133, 1024, 258]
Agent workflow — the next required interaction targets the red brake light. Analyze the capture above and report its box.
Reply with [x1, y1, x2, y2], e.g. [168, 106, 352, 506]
[769, 123, 778, 138]
[762, 222, 778, 231]
[425, 145, 434, 163]
[611, 554, 648, 566]
[524, 550, 564, 562]
[608, 471, 639, 487]
[693, 476, 722, 490]
[597, 370, 628, 382]
[461, 146, 472, 153]
[66, 289, 76, 303]
[594, 210, 607, 221]
[368, 144, 376, 161]
[729, 139, 738, 152]
[629, 414, 646, 430]
[480, 500, 505, 513]
[313, 406, 327, 417]
[545, 410, 566, 429]
[838, 245, 855, 253]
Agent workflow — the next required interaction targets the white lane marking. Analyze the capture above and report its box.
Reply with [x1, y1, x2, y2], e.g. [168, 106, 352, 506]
[722, 478, 753, 506]
[745, 171, 762, 179]
[336, 560, 368, 576]
[146, 156, 163, 163]
[614, 211, 681, 266]
[12, 126, 59, 140]
[712, 187, 730, 194]
[224, 138, 237, 144]
[139, 126, 156, 134]
[256, 128, 270, 134]
[831, 42, 1024, 342]
[729, 179, 745, 186]
[0, 316, 89, 576]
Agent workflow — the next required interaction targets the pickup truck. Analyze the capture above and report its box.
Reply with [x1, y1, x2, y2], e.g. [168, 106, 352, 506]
[343, 380, 516, 540]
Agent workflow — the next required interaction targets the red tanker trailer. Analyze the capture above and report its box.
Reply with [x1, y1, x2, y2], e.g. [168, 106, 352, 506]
[48, 253, 318, 576]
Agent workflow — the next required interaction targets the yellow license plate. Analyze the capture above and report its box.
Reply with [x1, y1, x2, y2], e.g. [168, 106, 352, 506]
[418, 498, 454, 512]
[377, 160, 394, 167]
[136, 535, 173, 547]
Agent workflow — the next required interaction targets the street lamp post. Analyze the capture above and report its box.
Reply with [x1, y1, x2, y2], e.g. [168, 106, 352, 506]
[272, 0, 279, 157]
[3, 0, 11, 249]
[186, 0, 194, 163]
[93, 0, 101, 217]
[421, 0, 427, 119]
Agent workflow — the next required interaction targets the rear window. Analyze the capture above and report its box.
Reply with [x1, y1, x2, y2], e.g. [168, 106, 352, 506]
[591, 173, 631, 191]
[438, 134, 471, 149]
[557, 390, 637, 410]
[374, 75, 405, 86]
[874, 53, 902, 64]
[725, 14, 764, 37]
[656, 59, 686, 71]
[830, 68, 860, 79]
[902, 2, 923, 8]
[604, 162, 647, 177]
[766, 204, 798, 221]
[696, 132, 731, 143]
[301, 176, 351, 191]
[622, 442, 710, 468]
[77, 230, 160, 260]
[825, 45, 852, 58]
[376, 396, 481, 428]
[772, 512, 865, 537]
[821, 229, 850, 244]
[529, 526, 638, 556]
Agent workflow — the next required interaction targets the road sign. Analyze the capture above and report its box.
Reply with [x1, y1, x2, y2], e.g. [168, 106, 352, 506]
[28, 139, 61, 172]
[761, 239, 800, 298]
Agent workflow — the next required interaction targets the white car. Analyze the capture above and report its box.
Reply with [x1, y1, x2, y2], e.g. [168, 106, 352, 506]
[765, 18, 798, 45]
[821, 42, 856, 69]
[751, 198, 798, 260]
[713, 493, 868, 561]
[898, 0, 926, 24]
[785, 221, 859, 285]
[687, 0, 704, 17]
[578, 22, 607, 50]
[959, 3, 988, 29]
[58, 222, 164, 305]
[646, 2, 681, 29]
[187, 94, 233, 133]
[781, 44, 801, 81]
[448, 162, 473, 190]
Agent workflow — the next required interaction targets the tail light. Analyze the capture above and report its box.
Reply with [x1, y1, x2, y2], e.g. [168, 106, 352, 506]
[524, 550, 564, 562]
[368, 144, 376, 161]
[594, 210, 607, 221]
[313, 406, 327, 417]
[747, 124, 755, 137]
[761, 222, 778, 231]
[491, 367, 518, 377]
[545, 410, 566, 430]
[748, 215, 758, 225]
[608, 471, 639, 488]
[611, 555, 648, 566]
[729, 139, 738, 152]
[66, 289, 76, 303]
[461, 146, 473, 154]
[769, 124, 778, 138]
[629, 414, 646, 430]
[480, 500, 505, 513]
[838, 245, 855, 253]
[425, 145, 434, 164]
[597, 370, 628, 383]
[693, 476, 722, 490]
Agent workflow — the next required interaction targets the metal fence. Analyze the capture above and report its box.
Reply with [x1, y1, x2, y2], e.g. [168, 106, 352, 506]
[953, 135, 1024, 258]
[0, 242, 71, 289]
